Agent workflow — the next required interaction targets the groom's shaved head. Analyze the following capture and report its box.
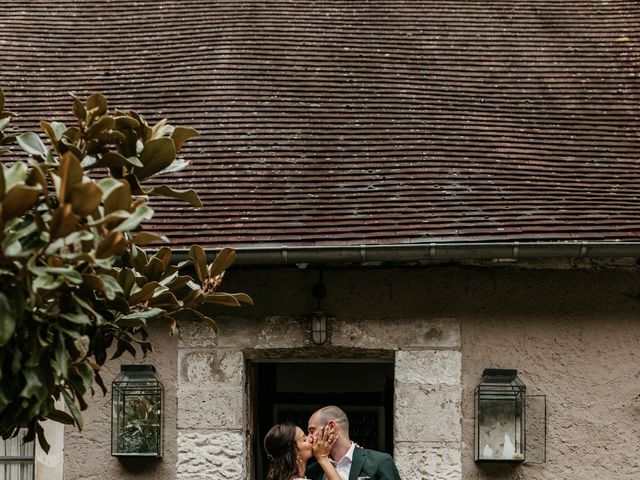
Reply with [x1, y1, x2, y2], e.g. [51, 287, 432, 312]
[309, 405, 349, 435]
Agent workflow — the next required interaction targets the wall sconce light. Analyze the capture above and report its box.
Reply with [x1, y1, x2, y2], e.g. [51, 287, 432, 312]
[474, 368, 547, 465]
[302, 271, 332, 345]
[311, 310, 328, 345]
[475, 368, 526, 463]
[112, 365, 164, 458]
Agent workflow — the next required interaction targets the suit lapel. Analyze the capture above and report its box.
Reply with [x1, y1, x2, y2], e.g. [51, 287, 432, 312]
[348, 448, 367, 480]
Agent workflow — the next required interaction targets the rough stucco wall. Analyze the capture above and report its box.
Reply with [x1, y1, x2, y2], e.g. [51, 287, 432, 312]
[219, 265, 640, 480]
[63, 321, 178, 480]
[61, 264, 640, 479]
[460, 267, 640, 480]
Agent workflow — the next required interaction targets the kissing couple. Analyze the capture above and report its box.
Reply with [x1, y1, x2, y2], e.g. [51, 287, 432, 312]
[264, 405, 401, 480]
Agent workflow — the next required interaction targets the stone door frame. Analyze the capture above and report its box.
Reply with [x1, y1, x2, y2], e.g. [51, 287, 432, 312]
[176, 316, 462, 479]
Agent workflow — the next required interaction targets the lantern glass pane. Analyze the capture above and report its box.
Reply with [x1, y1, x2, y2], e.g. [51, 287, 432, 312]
[112, 366, 163, 458]
[475, 369, 526, 463]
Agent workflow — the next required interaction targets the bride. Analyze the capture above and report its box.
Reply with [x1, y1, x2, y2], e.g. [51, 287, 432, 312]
[264, 422, 340, 480]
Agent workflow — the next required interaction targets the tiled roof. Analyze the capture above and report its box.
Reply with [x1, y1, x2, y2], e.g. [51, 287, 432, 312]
[2, 1, 640, 248]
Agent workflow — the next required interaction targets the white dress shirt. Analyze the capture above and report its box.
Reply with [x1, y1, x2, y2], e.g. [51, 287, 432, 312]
[322, 442, 356, 480]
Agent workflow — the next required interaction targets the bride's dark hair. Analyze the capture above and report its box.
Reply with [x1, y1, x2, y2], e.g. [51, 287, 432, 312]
[264, 422, 298, 480]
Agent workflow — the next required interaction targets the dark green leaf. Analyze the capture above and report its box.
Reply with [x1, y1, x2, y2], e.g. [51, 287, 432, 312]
[17, 133, 48, 157]
[121, 308, 165, 321]
[136, 137, 176, 180]
[35, 423, 51, 454]
[0, 293, 16, 346]
[113, 204, 153, 232]
[45, 409, 75, 425]
[61, 389, 83, 429]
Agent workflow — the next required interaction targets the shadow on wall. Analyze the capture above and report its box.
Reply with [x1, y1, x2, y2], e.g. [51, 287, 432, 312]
[116, 457, 162, 474]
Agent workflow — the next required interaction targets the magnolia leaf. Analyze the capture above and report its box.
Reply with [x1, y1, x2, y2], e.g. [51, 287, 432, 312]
[33, 273, 64, 292]
[2, 185, 40, 221]
[104, 181, 132, 216]
[97, 177, 125, 199]
[167, 275, 193, 293]
[75, 363, 94, 387]
[85, 92, 107, 116]
[39, 267, 83, 285]
[62, 126, 82, 144]
[131, 231, 169, 246]
[39, 120, 61, 155]
[17, 132, 48, 157]
[209, 248, 236, 278]
[154, 246, 172, 270]
[113, 204, 153, 232]
[69, 182, 102, 216]
[99, 274, 124, 300]
[95, 230, 127, 259]
[35, 423, 51, 455]
[60, 312, 92, 325]
[46, 409, 75, 425]
[136, 137, 176, 180]
[61, 389, 83, 429]
[188, 308, 217, 329]
[151, 118, 171, 139]
[49, 204, 79, 239]
[19, 368, 44, 398]
[114, 116, 139, 130]
[231, 292, 253, 305]
[3, 161, 28, 191]
[143, 185, 202, 208]
[94, 151, 143, 169]
[128, 282, 164, 306]
[50, 121, 67, 140]
[189, 245, 207, 284]
[121, 307, 165, 321]
[72, 96, 87, 122]
[85, 116, 114, 140]
[203, 292, 242, 307]
[171, 126, 200, 150]
[183, 288, 204, 307]
[147, 256, 166, 282]
[58, 152, 83, 203]
[0, 293, 16, 346]
[156, 158, 190, 176]
[149, 291, 181, 309]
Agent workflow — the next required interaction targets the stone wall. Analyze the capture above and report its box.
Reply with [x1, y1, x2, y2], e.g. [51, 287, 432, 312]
[65, 264, 640, 480]
[176, 315, 463, 479]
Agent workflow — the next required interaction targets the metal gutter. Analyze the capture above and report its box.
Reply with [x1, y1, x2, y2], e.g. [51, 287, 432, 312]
[169, 241, 640, 267]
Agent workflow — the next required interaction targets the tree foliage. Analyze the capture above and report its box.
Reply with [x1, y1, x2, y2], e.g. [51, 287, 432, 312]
[0, 89, 252, 451]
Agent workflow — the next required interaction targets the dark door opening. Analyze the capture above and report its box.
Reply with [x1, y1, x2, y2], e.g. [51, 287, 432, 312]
[248, 361, 394, 480]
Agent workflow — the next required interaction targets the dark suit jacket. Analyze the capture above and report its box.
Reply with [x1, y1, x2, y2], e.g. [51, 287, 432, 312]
[306, 447, 401, 480]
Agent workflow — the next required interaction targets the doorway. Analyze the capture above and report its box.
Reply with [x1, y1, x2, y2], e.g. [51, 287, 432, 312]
[248, 361, 394, 480]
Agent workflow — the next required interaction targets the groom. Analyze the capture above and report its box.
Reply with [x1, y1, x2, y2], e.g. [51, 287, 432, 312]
[305, 405, 401, 480]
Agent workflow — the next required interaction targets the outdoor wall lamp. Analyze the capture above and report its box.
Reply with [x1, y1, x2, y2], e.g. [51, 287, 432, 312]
[475, 368, 526, 463]
[112, 365, 164, 458]
[311, 310, 328, 345]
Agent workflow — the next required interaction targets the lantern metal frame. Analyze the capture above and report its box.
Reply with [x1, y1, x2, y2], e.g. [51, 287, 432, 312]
[111, 364, 164, 459]
[474, 368, 526, 464]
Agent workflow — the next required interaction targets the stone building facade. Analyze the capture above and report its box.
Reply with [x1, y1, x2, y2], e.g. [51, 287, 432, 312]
[62, 260, 640, 480]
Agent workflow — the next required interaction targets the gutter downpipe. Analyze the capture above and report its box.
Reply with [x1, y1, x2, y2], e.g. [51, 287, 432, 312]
[169, 241, 640, 267]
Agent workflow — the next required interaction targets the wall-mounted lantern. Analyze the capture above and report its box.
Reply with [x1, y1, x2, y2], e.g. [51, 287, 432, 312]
[475, 368, 526, 463]
[302, 271, 332, 345]
[311, 310, 328, 345]
[112, 365, 164, 458]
